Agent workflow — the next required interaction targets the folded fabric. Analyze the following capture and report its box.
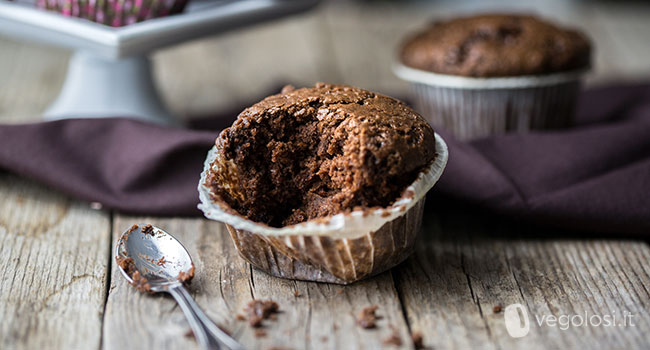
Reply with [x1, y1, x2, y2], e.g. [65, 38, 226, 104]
[0, 119, 216, 216]
[432, 83, 650, 234]
[0, 83, 648, 234]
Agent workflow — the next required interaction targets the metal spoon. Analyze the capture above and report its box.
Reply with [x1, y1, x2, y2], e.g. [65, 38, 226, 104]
[115, 224, 243, 350]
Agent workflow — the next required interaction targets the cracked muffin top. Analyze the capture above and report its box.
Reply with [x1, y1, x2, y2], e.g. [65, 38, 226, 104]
[400, 14, 592, 77]
[205, 83, 437, 227]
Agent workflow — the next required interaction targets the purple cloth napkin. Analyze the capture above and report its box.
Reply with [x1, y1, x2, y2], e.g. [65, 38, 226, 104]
[433, 83, 650, 234]
[0, 119, 216, 216]
[0, 83, 649, 234]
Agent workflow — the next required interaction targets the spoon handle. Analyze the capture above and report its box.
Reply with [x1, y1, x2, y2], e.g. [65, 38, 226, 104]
[169, 285, 243, 350]
[169, 285, 218, 350]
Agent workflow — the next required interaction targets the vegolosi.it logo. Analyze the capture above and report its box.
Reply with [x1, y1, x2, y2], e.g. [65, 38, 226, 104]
[502, 303, 636, 338]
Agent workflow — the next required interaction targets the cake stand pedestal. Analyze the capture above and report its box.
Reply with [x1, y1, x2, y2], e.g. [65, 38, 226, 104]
[45, 52, 173, 124]
[0, 0, 320, 125]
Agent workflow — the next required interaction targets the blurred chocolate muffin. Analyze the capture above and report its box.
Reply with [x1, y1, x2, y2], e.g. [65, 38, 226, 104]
[400, 14, 591, 77]
[394, 13, 593, 140]
[205, 83, 437, 227]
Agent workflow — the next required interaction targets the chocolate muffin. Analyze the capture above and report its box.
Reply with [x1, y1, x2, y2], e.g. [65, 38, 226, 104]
[400, 14, 591, 77]
[205, 83, 436, 227]
[394, 13, 593, 140]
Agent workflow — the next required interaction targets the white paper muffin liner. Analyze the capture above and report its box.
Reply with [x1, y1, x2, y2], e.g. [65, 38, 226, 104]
[394, 62, 587, 141]
[198, 133, 448, 284]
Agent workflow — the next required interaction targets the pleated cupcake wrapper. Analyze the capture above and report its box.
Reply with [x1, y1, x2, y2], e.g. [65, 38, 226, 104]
[36, 0, 188, 27]
[198, 133, 448, 284]
[393, 62, 587, 141]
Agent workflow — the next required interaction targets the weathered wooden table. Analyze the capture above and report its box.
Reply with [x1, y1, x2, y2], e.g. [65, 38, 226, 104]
[1, 1, 649, 349]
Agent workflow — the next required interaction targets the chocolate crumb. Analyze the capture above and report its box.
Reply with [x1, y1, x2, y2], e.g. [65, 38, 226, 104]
[281, 84, 296, 94]
[116, 256, 135, 276]
[249, 316, 263, 328]
[493, 305, 502, 313]
[236, 314, 246, 321]
[184, 329, 194, 338]
[333, 323, 338, 330]
[336, 289, 344, 295]
[156, 256, 167, 267]
[293, 290, 301, 297]
[141, 224, 154, 236]
[412, 331, 424, 349]
[131, 271, 151, 293]
[382, 326, 402, 346]
[357, 305, 380, 329]
[177, 264, 195, 284]
[254, 329, 267, 338]
[122, 225, 139, 242]
[245, 300, 280, 328]
[128, 224, 139, 234]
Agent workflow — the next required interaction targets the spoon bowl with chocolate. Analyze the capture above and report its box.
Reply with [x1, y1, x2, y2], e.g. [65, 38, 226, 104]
[198, 83, 448, 284]
[115, 224, 243, 350]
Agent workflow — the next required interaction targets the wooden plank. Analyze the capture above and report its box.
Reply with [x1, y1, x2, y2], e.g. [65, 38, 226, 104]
[395, 206, 650, 350]
[0, 174, 111, 350]
[249, 270, 412, 350]
[104, 215, 414, 350]
[2, 2, 650, 350]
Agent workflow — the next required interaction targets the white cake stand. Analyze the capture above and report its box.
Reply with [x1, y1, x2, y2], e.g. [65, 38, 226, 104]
[0, 0, 320, 124]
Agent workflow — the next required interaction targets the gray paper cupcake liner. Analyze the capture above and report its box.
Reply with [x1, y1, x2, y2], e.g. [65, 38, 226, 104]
[198, 133, 448, 284]
[394, 63, 587, 140]
[225, 198, 425, 284]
